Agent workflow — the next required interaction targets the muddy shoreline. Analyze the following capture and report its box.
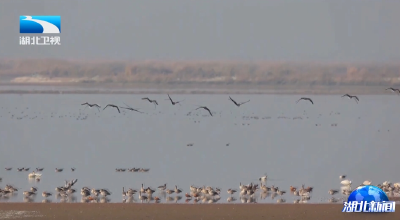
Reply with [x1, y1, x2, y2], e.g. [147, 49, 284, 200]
[0, 203, 398, 220]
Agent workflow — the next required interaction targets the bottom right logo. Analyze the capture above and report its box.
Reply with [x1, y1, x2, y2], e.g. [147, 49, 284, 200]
[343, 185, 395, 213]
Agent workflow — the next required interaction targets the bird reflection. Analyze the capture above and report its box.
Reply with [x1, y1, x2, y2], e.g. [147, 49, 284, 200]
[227, 196, 237, 202]
[42, 199, 52, 203]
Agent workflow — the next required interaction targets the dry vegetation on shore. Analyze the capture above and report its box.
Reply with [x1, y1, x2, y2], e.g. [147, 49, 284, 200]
[1, 59, 399, 87]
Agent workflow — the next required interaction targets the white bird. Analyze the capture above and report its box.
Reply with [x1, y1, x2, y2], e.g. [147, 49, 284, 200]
[259, 175, 267, 182]
[383, 181, 391, 186]
[363, 180, 372, 185]
[341, 180, 352, 186]
[28, 171, 36, 178]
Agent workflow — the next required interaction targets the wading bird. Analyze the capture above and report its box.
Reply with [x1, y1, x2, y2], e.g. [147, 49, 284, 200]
[229, 96, 250, 107]
[296, 97, 314, 105]
[103, 104, 121, 113]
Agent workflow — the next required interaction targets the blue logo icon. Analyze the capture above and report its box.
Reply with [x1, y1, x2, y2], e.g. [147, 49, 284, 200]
[20, 16, 61, 34]
[343, 185, 395, 212]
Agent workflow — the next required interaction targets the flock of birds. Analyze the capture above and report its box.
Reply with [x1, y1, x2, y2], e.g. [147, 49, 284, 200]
[1, 87, 400, 204]
[83, 93, 362, 115]
[2, 169, 400, 204]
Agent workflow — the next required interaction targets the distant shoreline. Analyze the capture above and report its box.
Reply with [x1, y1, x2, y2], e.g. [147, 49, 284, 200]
[0, 83, 395, 95]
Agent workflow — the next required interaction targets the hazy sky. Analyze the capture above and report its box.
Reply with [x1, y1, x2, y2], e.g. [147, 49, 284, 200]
[0, 0, 399, 62]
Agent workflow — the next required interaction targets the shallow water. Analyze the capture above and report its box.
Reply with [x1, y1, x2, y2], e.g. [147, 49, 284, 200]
[0, 94, 399, 204]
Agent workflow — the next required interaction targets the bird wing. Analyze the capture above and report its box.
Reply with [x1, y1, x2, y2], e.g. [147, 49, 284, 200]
[115, 106, 121, 113]
[308, 99, 314, 104]
[229, 96, 239, 106]
[205, 107, 213, 116]
[296, 99, 301, 103]
[123, 102, 132, 108]
[103, 104, 110, 110]
[134, 109, 143, 113]
[142, 97, 149, 101]
[239, 100, 250, 105]
[168, 94, 173, 103]
[154, 100, 158, 105]
[81, 102, 88, 105]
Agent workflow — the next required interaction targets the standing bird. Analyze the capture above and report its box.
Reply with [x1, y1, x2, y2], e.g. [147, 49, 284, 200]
[259, 175, 267, 182]
[229, 96, 250, 107]
[386, 88, 400, 94]
[120, 103, 143, 113]
[142, 97, 158, 108]
[103, 104, 120, 113]
[193, 106, 213, 116]
[342, 94, 359, 103]
[166, 94, 184, 105]
[296, 97, 314, 105]
[328, 189, 338, 195]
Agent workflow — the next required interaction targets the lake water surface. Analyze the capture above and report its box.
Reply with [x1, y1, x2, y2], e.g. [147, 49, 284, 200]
[0, 94, 399, 203]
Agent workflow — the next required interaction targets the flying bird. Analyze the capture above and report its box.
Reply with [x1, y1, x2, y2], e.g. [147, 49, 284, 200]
[296, 97, 314, 105]
[194, 106, 213, 116]
[81, 102, 101, 111]
[229, 96, 250, 107]
[386, 88, 400, 94]
[166, 94, 184, 105]
[342, 94, 359, 103]
[103, 104, 121, 113]
[120, 103, 143, 113]
[142, 97, 158, 107]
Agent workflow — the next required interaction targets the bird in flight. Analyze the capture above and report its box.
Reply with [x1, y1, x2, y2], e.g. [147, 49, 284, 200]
[194, 106, 213, 116]
[166, 94, 184, 105]
[229, 96, 250, 107]
[142, 97, 158, 108]
[341, 94, 359, 103]
[120, 102, 143, 113]
[81, 102, 101, 111]
[103, 104, 121, 113]
[296, 97, 314, 104]
[386, 88, 400, 94]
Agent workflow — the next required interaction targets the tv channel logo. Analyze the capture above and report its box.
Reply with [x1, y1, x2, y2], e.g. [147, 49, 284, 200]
[20, 16, 61, 34]
[342, 185, 395, 213]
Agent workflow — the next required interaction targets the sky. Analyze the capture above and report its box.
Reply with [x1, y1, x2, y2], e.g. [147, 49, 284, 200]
[0, 0, 399, 62]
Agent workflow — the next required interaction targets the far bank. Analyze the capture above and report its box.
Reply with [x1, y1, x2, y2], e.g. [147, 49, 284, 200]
[0, 83, 395, 95]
